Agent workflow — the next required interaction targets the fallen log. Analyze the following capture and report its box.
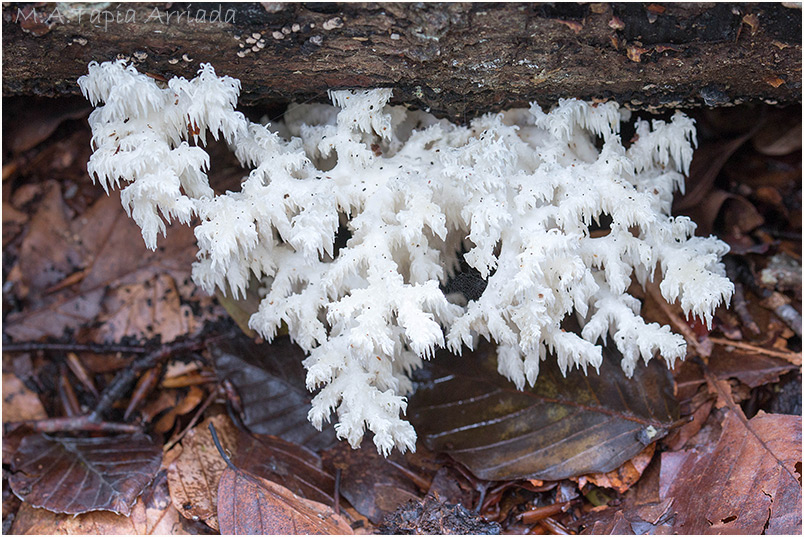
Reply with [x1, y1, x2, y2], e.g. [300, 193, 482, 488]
[3, 2, 800, 119]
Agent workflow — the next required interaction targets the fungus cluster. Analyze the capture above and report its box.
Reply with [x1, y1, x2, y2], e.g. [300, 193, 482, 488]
[79, 61, 733, 454]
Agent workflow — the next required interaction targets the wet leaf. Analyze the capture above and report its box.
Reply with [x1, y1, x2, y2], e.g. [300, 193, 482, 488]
[577, 498, 675, 535]
[3, 96, 90, 155]
[234, 430, 336, 507]
[409, 341, 679, 481]
[96, 274, 200, 345]
[9, 433, 162, 516]
[752, 108, 802, 156]
[153, 384, 206, 435]
[322, 440, 424, 524]
[211, 335, 337, 451]
[217, 465, 353, 535]
[166, 414, 238, 530]
[5, 189, 209, 342]
[660, 412, 801, 534]
[2, 372, 47, 422]
[215, 283, 262, 338]
[675, 135, 751, 214]
[2, 201, 29, 247]
[673, 344, 798, 404]
[10, 470, 187, 534]
[577, 444, 655, 494]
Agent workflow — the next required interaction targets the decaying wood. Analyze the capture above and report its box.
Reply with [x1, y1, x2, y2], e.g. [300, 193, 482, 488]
[2, 2, 801, 120]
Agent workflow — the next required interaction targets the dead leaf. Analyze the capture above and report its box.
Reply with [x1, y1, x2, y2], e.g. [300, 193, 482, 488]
[741, 13, 760, 35]
[154, 385, 206, 434]
[577, 497, 674, 535]
[322, 440, 424, 524]
[96, 274, 198, 344]
[410, 340, 679, 481]
[664, 391, 715, 451]
[660, 412, 802, 534]
[9, 433, 162, 516]
[217, 465, 353, 535]
[215, 282, 262, 338]
[3, 96, 90, 155]
[752, 113, 801, 156]
[608, 16, 625, 30]
[6, 181, 83, 299]
[675, 133, 753, 213]
[2, 373, 47, 422]
[578, 444, 656, 494]
[211, 336, 337, 451]
[5, 189, 211, 343]
[2, 201, 28, 247]
[764, 75, 786, 88]
[234, 430, 336, 507]
[166, 413, 239, 530]
[10, 470, 187, 534]
[674, 344, 797, 403]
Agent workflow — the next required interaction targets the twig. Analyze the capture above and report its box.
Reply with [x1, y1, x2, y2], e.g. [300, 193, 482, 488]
[708, 337, 801, 365]
[65, 352, 99, 398]
[5, 416, 141, 434]
[731, 282, 760, 335]
[725, 255, 802, 337]
[58, 364, 82, 417]
[334, 468, 341, 516]
[209, 422, 236, 470]
[163, 385, 220, 452]
[124, 364, 163, 421]
[646, 282, 711, 358]
[2, 341, 148, 354]
[90, 331, 235, 422]
[538, 517, 570, 535]
[520, 501, 575, 524]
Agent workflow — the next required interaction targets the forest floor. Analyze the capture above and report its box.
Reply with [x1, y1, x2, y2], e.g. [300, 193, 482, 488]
[2, 97, 801, 535]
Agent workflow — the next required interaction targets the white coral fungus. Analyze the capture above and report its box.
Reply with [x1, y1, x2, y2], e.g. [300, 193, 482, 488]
[79, 61, 733, 455]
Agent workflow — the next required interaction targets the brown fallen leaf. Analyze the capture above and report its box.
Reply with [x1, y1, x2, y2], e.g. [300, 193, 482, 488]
[217, 465, 353, 535]
[214, 281, 262, 338]
[96, 274, 199, 344]
[10, 470, 187, 534]
[3, 96, 90, 155]
[211, 335, 337, 451]
[322, 439, 425, 524]
[410, 339, 678, 481]
[166, 413, 239, 530]
[673, 343, 797, 403]
[661, 412, 802, 534]
[154, 384, 206, 434]
[577, 497, 674, 535]
[234, 430, 336, 507]
[2, 201, 28, 247]
[5, 188, 213, 343]
[576, 444, 656, 494]
[752, 113, 801, 156]
[2, 372, 47, 422]
[626, 44, 647, 62]
[9, 432, 162, 516]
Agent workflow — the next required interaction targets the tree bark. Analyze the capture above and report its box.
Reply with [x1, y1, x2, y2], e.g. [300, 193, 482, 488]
[3, 2, 801, 120]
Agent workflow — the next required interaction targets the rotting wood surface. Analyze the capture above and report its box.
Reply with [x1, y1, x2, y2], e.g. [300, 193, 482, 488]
[2, 3, 801, 120]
